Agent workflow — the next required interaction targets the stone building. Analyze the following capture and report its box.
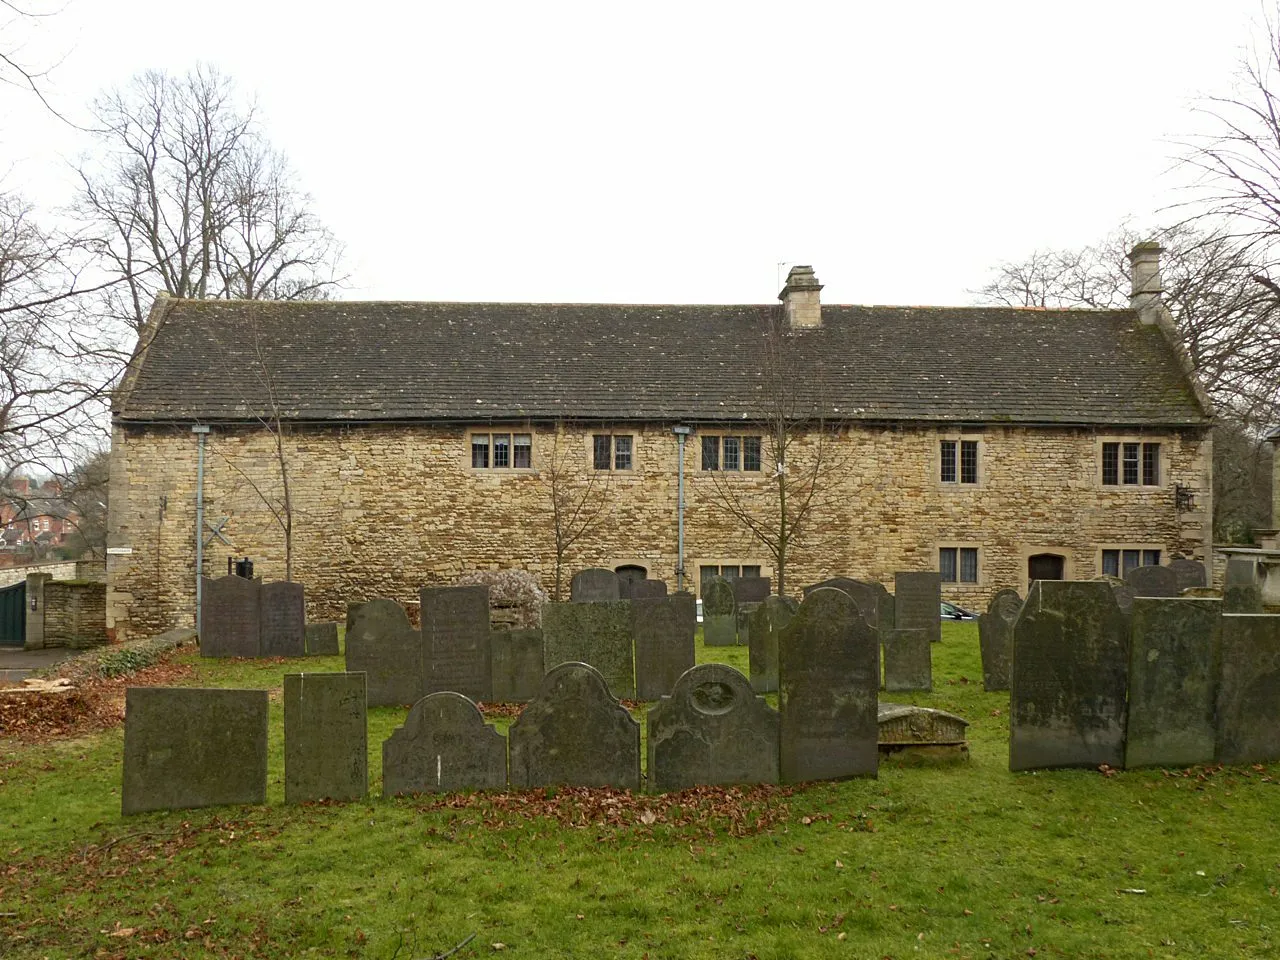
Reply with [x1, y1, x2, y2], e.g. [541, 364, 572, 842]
[106, 247, 1213, 640]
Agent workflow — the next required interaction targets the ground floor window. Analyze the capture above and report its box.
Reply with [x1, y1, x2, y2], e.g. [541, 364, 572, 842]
[699, 563, 763, 593]
[939, 546, 979, 583]
[1101, 547, 1161, 578]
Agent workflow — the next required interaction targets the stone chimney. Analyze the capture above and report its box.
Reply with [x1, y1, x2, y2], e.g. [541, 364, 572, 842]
[779, 265, 823, 329]
[1128, 241, 1164, 324]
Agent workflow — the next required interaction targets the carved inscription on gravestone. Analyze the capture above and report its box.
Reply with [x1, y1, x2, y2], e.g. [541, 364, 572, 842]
[1216, 613, 1280, 764]
[344, 599, 424, 707]
[647, 663, 780, 792]
[894, 572, 942, 644]
[200, 575, 261, 658]
[632, 594, 696, 701]
[749, 595, 797, 694]
[1009, 580, 1129, 771]
[570, 568, 621, 602]
[977, 589, 1021, 692]
[260, 581, 306, 657]
[779, 587, 879, 782]
[702, 576, 737, 647]
[123, 688, 268, 815]
[421, 585, 493, 701]
[304, 622, 340, 656]
[1168, 558, 1208, 592]
[284, 672, 368, 803]
[883, 628, 931, 692]
[1126, 598, 1220, 768]
[542, 601, 636, 699]
[508, 662, 640, 790]
[490, 628, 544, 702]
[383, 692, 507, 795]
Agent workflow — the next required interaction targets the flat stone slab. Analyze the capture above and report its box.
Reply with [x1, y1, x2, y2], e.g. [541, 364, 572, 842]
[508, 662, 640, 790]
[123, 687, 268, 815]
[490, 628, 544, 702]
[1216, 614, 1280, 765]
[284, 672, 368, 803]
[632, 594, 696, 701]
[1009, 581, 1129, 771]
[421, 585, 493, 701]
[702, 576, 737, 646]
[883, 628, 931, 692]
[978, 589, 1021, 692]
[1125, 598, 1220, 769]
[779, 587, 879, 782]
[749, 595, 797, 694]
[541, 601, 635, 699]
[571, 568, 621, 602]
[304, 622, 340, 656]
[647, 663, 780, 792]
[200, 575, 260, 658]
[344, 599, 424, 707]
[260, 581, 306, 657]
[894, 572, 941, 644]
[383, 692, 507, 796]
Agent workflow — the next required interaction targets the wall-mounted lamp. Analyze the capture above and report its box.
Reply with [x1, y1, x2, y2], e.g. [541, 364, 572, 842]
[1175, 484, 1196, 513]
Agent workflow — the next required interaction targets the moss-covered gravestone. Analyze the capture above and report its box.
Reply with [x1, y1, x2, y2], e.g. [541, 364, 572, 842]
[200, 575, 260, 658]
[894, 571, 941, 644]
[490, 628, 544, 702]
[1216, 613, 1280, 764]
[702, 576, 737, 647]
[284, 672, 368, 803]
[748, 595, 797, 694]
[421, 585, 493, 702]
[1168, 558, 1208, 592]
[344, 599, 424, 707]
[304, 622, 340, 656]
[260, 581, 306, 657]
[977, 589, 1021, 692]
[541, 601, 635, 699]
[570, 567, 621, 602]
[632, 594, 696, 701]
[883, 628, 930, 692]
[1124, 564, 1180, 598]
[383, 692, 507, 795]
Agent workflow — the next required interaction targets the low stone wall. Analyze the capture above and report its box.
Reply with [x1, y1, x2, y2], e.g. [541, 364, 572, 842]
[0, 560, 77, 589]
[42, 581, 108, 649]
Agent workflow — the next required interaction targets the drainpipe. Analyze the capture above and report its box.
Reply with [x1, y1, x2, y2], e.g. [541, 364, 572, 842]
[673, 425, 694, 591]
[193, 425, 210, 634]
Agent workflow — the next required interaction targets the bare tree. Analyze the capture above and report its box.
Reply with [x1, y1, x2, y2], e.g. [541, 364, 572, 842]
[76, 66, 344, 334]
[539, 425, 612, 601]
[701, 315, 851, 596]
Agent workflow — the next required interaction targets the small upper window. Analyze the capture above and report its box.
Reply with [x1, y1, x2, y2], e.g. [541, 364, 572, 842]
[1103, 442, 1159, 486]
[471, 431, 533, 470]
[941, 439, 979, 484]
[702, 435, 762, 472]
[593, 434, 634, 471]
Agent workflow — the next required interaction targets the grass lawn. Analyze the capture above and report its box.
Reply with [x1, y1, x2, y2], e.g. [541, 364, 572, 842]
[3, 623, 1280, 958]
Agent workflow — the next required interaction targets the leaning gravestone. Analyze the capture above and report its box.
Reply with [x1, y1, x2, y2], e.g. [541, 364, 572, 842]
[123, 687, 268, 815]
[490, 628, 545, 702]
[508, 662, 640, 790]
[977, 589, 1021, 692]
[648, 663, 780, 792]
[1169, 558, 1208, 592]
[1125, 598, 1221, 768]
[383, 692, 508, 795]
[284, 672, 368, 803]
[421, 585, 493, 701]
[304, 622, 340, 656]
[702, 576, 737, 647]
[570, 567, 621, 602]
[631, 579, 669, 599]
[883, 628, 931, 692]
[733, 577, 772, 604]
[344, 599, 424, 707]
[1125, 564, 1180, 598]
[1009, 580, 1129, 771]
[1216, 613, 1280, 764]
[632, 594, 696, 701]
[894, 572, 942, 644]
[260, 581, 306, 657]
[779, 587, 879, 782]
[748, 595, 797, 694]
[1223, 557, 1264, 613]
[200, 575, 261, 658]
[542, 601, 635, 699]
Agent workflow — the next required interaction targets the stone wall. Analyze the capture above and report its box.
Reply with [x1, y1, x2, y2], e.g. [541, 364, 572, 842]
[42, 581, 108, 648]
[106, 421, 1213, 641]
[0, 560, 77, 589]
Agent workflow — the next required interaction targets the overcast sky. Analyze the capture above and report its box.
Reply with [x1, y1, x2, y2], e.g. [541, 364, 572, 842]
[1, 0, 1268, 306]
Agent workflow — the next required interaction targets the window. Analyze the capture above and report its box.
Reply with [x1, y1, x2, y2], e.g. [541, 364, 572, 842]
[940, 439, 979, 484]
[939, 546, 979, 583]
[702, 435, 762, 472]
[1101, 548, 1162, 578]
[1102, 441, 1160, 486]
[593, 434, 634, 471]
[470, 432, 533, 470]
[700, 562, 766, 593]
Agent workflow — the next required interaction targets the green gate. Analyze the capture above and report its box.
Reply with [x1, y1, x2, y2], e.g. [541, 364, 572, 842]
[0, 581, 26, 647]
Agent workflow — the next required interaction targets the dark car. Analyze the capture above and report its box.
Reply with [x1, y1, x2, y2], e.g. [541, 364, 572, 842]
[940, 601, 977, 621]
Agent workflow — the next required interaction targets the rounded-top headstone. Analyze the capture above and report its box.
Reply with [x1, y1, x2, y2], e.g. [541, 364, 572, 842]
[1124, 564, 1180, 598]
[702, 577, 736, 616]
[1168, 558, 1208, 591]
[988, 588, 1023, 624]
[570, 568, 621, 602]
[382, 691, 507, 796]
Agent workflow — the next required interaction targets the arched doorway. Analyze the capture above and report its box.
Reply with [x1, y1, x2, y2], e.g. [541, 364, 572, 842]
[1028, 553, 1065, 583]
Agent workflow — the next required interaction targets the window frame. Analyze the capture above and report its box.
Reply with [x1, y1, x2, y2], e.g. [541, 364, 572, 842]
[937, 542, 983, 586]
[937, 433, 982, 487]
[1098, 544, 1164, 579]
[695, 559, 772, 597]
[699, 433, 765, 474]
[467, 428, 536, 473]
[590, 433, 636, 472]
[1098, 438, 1164, 488]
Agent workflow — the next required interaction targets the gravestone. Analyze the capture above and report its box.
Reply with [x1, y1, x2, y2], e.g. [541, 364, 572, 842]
[260, 581, 306, 657]
[570, 567, 621, 602]
[508, 662, 640, 790]
[647, 663, 780, 792]
[735, 603, 759, 648]
[631, 579, 669, 599]
[1223, 557, 1264, 613]
[808, 578, 890, 634]
[304, 622, 340, 656]
[1009, 580, 1129, 771]
[541, 601, 635, 699]
[284, 672, 368, 803]
[733, 577, 772, 604]
[779, 587, 879, 782]
[200, 575, 261, 658]
[1169, 558, 1208, 591]
[1125, 598, 1221, 768]
[344, 599, 423, 707]
[702, 576, 737, 647]
[122, 688, 268, 815]
[883, 628, 931, 692]
[748, 595, 797, 693]
[383, 692, 508, 795]
[1216, 613, 1280, 764]
[632, 594, 696, 701]
[1125, 564, 1180, 598]
[977, 589, 1021, 691]
[803, 577, 861, 597]
[421, 585, 493, 701]
[894, 572, 942, 644]
[490, 628, 545, 702]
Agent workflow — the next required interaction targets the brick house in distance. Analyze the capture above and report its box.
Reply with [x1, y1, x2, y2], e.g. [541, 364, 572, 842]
[105, 245, 1213, 640]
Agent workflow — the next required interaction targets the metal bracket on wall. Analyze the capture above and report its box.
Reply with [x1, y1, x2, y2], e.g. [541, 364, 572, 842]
[204, 518, 232, 549]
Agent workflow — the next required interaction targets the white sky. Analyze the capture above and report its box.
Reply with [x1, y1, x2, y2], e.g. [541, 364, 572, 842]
[1, 0, 1268, 306]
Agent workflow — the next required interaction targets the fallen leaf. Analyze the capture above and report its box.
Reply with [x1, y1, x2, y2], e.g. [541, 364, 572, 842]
[110, 927, 136, 938]
[835, 860, 845, 869]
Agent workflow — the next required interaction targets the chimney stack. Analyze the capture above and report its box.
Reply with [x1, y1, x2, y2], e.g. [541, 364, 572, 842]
[1128, 241, 1164, 325]
[779, 265, 823, 329]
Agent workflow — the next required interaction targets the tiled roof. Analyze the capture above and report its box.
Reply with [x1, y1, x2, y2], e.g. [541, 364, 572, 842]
[115, 298, 1211, 427]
